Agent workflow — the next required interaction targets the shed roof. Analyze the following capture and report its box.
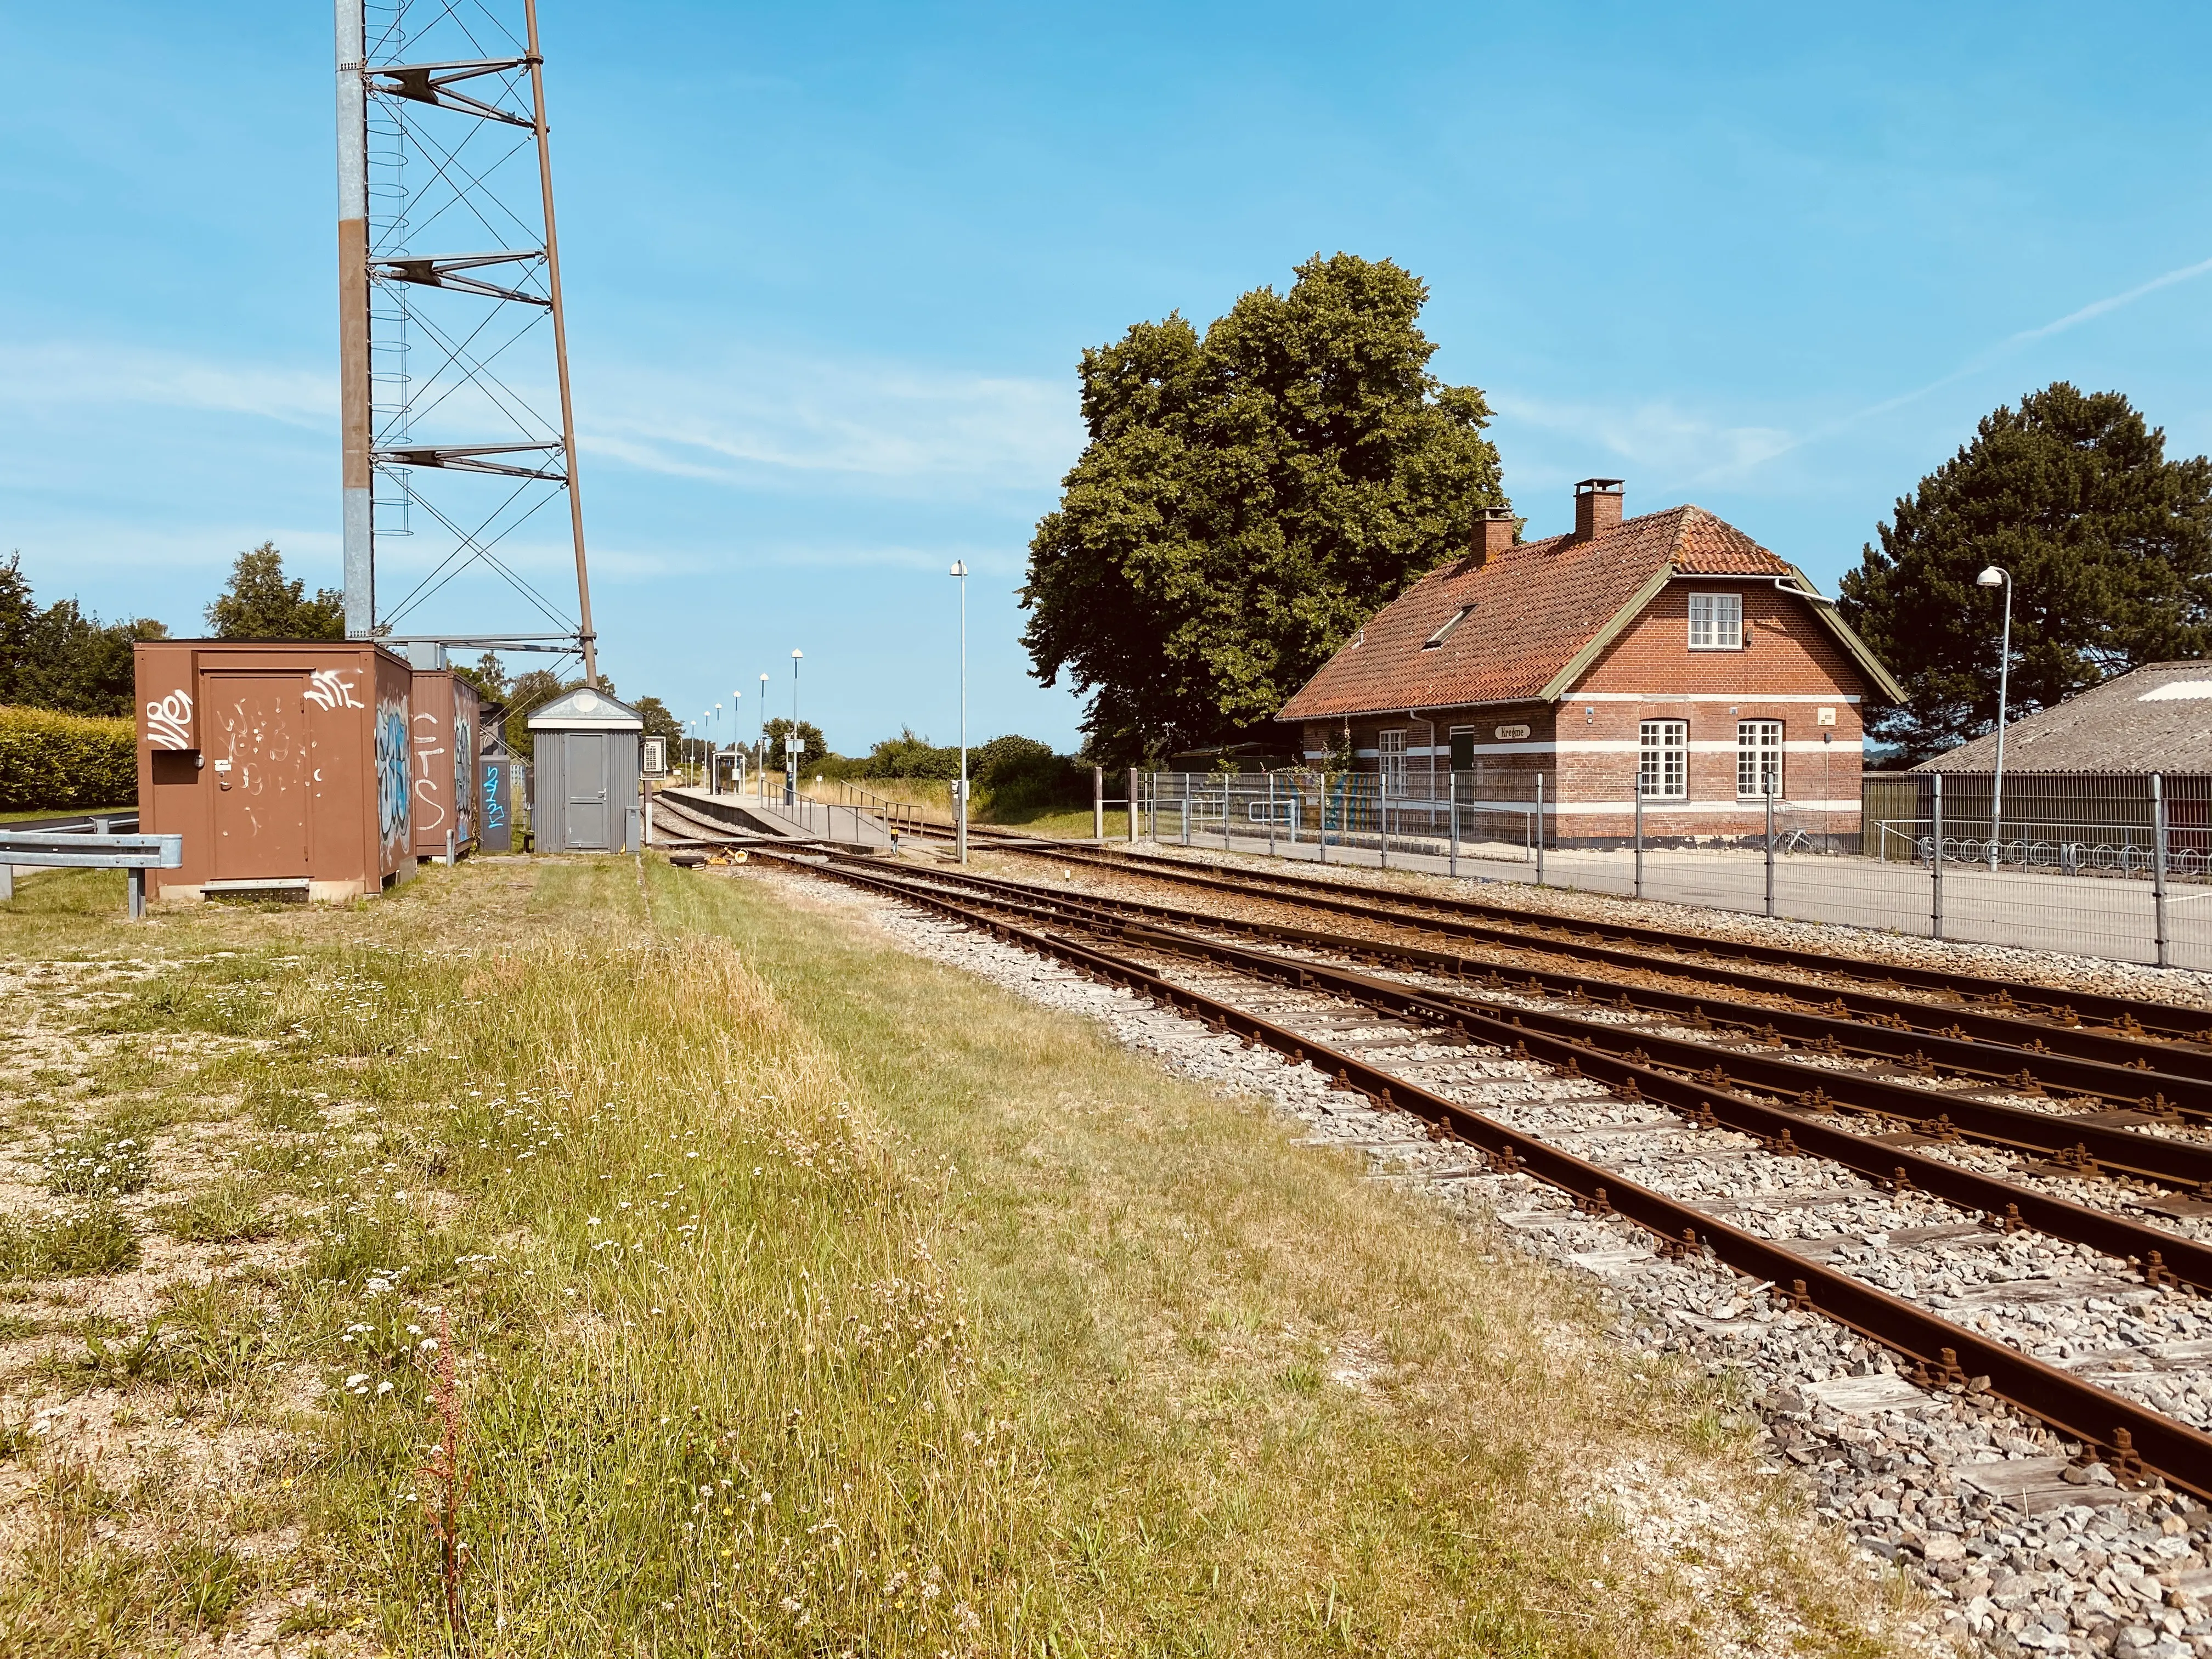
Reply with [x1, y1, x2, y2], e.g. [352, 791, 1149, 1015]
[1277, 505, 1901, 721]
[1910, 661, 2212, 774]
[525, 687, 644, 731]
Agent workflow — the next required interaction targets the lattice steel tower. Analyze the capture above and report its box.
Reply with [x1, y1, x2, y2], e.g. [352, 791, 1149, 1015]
[335, 0, 599, 681]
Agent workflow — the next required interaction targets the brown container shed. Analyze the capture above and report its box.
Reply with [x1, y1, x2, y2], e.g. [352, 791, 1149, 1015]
[407, 670, 484, 863]
[134, 640, 416, 902]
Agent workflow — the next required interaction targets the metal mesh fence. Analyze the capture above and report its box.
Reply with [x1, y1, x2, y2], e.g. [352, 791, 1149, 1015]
[1130, 770, 2210, 973]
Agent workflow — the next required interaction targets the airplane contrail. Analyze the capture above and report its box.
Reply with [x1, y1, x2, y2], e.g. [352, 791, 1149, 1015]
[1687, 252, 2212, 484]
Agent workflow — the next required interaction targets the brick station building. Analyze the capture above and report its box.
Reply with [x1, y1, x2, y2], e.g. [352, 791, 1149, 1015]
[1276, 479, 1903, 843]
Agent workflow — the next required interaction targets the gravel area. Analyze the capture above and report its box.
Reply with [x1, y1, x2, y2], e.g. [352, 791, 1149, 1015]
[786, 867, 2212, 1658]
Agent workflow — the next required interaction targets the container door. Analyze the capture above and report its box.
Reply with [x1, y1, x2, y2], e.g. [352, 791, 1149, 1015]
[205, 674, 309, 880]
[563, 733, 610, 849]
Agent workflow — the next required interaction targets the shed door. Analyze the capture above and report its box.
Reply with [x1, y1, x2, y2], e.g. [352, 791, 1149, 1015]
[563, 733, 610, 849]
[206, 675, 309, 879]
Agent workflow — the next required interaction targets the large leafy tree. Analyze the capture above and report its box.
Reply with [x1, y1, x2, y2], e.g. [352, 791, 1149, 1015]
[205, 542, 345, 641]
[1839, 384, 2212, 764]
[1021, 253, 1507, 765]
[0, 552, 168, 716]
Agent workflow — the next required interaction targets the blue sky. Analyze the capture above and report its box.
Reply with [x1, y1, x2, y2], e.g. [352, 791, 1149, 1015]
[5, 2, 2211, 753]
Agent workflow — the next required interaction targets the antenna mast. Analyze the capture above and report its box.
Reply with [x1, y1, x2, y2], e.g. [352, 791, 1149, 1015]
[334, 0, 600, 684]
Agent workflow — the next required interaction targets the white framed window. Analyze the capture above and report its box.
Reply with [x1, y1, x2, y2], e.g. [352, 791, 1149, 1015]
[1378, 729, 1408, 793]
[1639, 720, 1687, 798]
[1737, 720, 1784, 797]
[1688, 591, 1744, 650]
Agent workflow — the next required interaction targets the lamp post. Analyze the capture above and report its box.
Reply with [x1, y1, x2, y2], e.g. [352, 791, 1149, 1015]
[950, 560, 968, 865]
[758, 673, 769, 801]
[1976, 565, 2012, 869]
[787, 648, 803, 807]
[730, 691, 742, 791]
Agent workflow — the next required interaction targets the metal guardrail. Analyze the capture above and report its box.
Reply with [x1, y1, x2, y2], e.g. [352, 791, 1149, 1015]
[0, 831, 184, 919]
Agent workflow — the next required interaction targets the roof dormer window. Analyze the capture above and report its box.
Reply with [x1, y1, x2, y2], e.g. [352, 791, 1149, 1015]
[1422, 605, 1474, 650]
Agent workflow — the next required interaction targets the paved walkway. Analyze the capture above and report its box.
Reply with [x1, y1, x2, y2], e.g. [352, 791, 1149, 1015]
[1136, 824, 2211, 974]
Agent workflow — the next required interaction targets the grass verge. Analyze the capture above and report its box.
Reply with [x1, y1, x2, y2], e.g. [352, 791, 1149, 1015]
[0, 854, 1928, 1656]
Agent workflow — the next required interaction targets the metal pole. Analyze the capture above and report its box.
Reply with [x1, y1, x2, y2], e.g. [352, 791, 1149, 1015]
[787, 652, 802, 809]
[1990, 573, 2012, 869]
[1448, 772, 1459, 878]
[127, 867, 144, 921]
[2153, 772, 2171, 969]
[522, 0, 599, 684]
[1093, 766, 1104, 843]
[1633, 774, 1644, 900]
[1268, 772, 1277, 857]
[1931, 773, 1945, 941]
[0, 861, 13, 902]
[1379, 769, 1389, 870]
[1763, 786, 1776, 918]
[951, 562, 967, 866]
[1535, 772, 1545, 884]
[1180, 781, 1189, 847]
[1127, 768, 1138, 844]
[335, 0, 374, 639]
[1223, 774, 1231, 851]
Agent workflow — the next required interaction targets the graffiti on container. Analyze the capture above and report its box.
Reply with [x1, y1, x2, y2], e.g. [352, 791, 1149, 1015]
[304, 669, 363, 710]
[482, 764, 507, 833]
[145, 690, 193, 749]
[413, 712, 447, 835]
[454, 719, 473, 841]
[376, 701, 411, 853]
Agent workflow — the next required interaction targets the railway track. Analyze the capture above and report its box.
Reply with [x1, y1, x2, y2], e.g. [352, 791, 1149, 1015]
[749, 845, 2212, 1503]
[903, 821, 2212, 1050]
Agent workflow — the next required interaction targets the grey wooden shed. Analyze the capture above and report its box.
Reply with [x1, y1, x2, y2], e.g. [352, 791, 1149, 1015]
[527, 687, 644, 853]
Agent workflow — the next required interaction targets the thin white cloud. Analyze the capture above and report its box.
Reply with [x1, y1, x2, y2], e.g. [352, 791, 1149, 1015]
[0, 341, 331, 428]
[1490, 391, 1793, 482]
[578, 349, 1081, 495]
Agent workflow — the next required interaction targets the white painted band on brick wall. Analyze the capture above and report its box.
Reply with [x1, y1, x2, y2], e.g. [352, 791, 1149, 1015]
[1328, 738, 1866, 759]
[1434, 797, 1864, 815]
[1570, 692, 1864, 704]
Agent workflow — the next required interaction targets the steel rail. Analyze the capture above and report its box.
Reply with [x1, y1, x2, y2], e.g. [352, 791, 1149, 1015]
[910, 826, 2212, 1062]
[867, 855, 2211, 1119]
[761, 850, 2212, 1498]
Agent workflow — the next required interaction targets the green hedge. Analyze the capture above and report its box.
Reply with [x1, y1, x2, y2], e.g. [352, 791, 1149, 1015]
[0, 706, 137, 811]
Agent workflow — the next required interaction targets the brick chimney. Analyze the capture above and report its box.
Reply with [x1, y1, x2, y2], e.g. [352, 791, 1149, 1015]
[1474, 506, 1516, 564]
[1573, 478, 1624, 541]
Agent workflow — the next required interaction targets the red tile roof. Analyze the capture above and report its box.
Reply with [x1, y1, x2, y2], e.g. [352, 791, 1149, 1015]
[1278, 505, 1796, 720]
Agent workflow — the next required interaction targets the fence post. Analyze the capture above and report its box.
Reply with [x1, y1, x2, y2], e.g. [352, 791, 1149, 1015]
[128, 867, 145, 921]
[1127, 768, 1139, 843]
[2154, 772, 2171, 969]
[1535, 772, 1546, 885]
[1449, 772, 1459, 878]
[1763, 787, 1776, 918]
[1634, 775, 1644, 900]
[1093, 766, 1104, 842]
[1268, 773, 1277, 857]
[1379, 771, 1390, 870]
[1180, 782, 1189, 846]
[1931, 773, 1945, 941]
[1223, 774, 1232, 851]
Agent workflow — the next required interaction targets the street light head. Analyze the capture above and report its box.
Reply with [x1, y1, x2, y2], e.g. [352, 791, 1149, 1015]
[792, 648, 804, 660]
[1977, 566, 2006, 588]
[949, 560, 968, 578]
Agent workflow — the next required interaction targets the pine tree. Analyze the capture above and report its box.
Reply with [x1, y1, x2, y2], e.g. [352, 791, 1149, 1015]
[1839, 385, 2212, 763]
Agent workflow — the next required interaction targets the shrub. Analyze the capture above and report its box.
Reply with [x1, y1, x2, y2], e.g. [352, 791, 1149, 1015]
[0, 704, 136, 811]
